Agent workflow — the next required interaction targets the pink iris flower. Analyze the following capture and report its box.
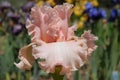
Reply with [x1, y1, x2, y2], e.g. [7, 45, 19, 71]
[14, 3, 98, 79]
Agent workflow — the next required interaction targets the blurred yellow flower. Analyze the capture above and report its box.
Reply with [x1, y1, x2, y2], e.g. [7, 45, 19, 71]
[46, 0, 56, 6]
[65, 0, 73, 3]
[74, 10, 83, 16]
[80, 5, 86, 10]
[77, 21, 84, 29]
[80, 14, 88, 22]
[73, 3, 85, 16]
[80, 0, 88, 5]
[73, 6, 82, 16]
[91, 0, 99, 7]
[36, 0, 44, 6]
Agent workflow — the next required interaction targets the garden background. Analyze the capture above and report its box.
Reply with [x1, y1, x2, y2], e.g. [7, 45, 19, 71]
[0, 0, 120, 80]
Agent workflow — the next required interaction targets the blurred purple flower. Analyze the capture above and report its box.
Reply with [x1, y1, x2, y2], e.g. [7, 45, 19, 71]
[0, 1, 11, 12]
[118, 9, 120, 17]
[85, 2, 93, 13]
[108, 9, 117, 22]
[21, 1, 35, 12]
[88, 8, 99, 20]
[24, 13, 30, 19]
[7, 11, 20, 23]
[99, 9, 107, 19]
[12, 24, 23, 35]
[84, 3, 107, 21]
[111, 0, 120, 4]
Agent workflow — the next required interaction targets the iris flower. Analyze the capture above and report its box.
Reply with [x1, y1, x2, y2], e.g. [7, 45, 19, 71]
[15, 3, 98, 79]
[0, 1, 11, 12]
[99, 9, 107, 19]
[111, 0, 120, 4]
[21, 1, 35, 12]
[118, 9, 120, 17]
[85, 2, 93, 13]
[108, 9, 118, 22]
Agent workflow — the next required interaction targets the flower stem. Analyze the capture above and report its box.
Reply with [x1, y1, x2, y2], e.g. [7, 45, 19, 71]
[51, 73, 64, 80]
[51, 65, 64, 80]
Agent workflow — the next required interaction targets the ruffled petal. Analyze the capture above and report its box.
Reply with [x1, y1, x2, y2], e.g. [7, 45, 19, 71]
[32, 31, 97, 75]
[14, 57, 32, 70]
[26, 3, 74, 43]
[81, 30, 98, 56]
[14, 43, 35, 70]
